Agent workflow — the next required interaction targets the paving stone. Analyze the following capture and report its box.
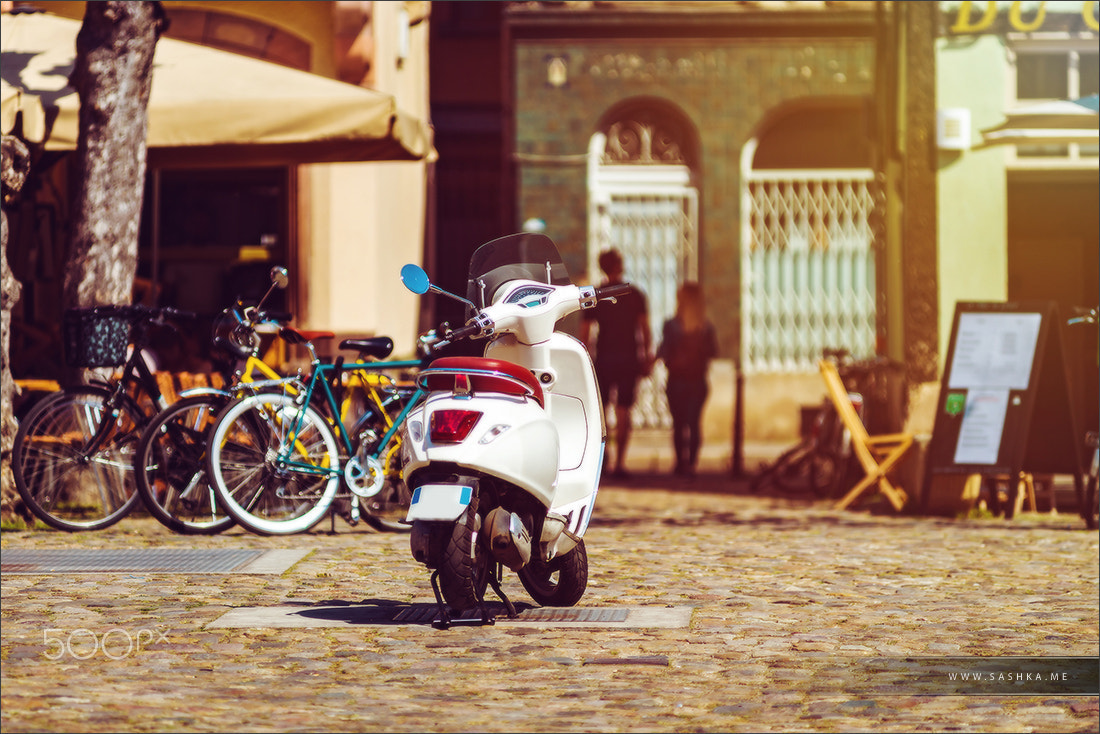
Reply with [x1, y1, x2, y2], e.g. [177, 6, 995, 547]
[2, 482, 1096, 732]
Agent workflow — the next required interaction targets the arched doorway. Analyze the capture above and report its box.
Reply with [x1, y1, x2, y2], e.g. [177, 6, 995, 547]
[587, 100, 700, 429]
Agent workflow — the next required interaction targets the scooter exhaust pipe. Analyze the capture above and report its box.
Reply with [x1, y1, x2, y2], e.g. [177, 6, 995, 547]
[484, 507, 531, 571]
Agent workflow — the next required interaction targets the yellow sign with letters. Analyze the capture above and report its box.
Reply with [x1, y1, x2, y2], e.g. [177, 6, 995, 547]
[949, 1, 1099, 34]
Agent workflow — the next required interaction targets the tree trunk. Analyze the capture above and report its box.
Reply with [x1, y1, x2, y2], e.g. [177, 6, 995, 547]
[0, 2, 164, 524]
[1, 136, 32, 523]
[63, 1, 166, 310]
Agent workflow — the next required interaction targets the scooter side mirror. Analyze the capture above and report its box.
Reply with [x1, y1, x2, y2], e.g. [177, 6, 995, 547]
[401, 264, 431, 295]
[269, 266, 289, 290]
[402, 263, 479, 311]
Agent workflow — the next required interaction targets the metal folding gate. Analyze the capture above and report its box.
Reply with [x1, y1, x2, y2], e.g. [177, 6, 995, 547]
[587, 142, 698, 429]
[740, 168, 877, 374]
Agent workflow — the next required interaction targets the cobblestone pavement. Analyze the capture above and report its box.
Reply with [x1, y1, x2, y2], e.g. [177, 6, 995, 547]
[2, 474, 1097, 733]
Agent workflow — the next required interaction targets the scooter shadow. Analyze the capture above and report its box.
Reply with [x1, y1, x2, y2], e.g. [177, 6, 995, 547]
[286, 598, 538, 626]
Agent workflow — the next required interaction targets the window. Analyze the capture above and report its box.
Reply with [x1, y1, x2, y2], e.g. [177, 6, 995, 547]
[1008, 39, 1099, 165]
[139, 169, 290, 316]
[1016, 52, 1070, 99]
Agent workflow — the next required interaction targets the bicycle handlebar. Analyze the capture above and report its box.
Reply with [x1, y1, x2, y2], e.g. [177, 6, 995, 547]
[211, 302, 291, 361]
[213, 335, 252, 361]
[1067, 306, 1097, 326]
[91, 303, 197, 323]
[822, 348, 904, 373]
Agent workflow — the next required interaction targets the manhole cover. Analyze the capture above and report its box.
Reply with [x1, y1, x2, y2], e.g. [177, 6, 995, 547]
[0, 548, 306, 574]
[389, 605, 628, 625]
[207, 604, 692, 629]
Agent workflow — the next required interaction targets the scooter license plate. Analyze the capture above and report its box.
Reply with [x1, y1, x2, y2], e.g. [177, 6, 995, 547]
[406, 484, 473, 522]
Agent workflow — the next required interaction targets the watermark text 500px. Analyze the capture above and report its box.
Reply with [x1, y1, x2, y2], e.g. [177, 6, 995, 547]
[44, 628, 170, 660]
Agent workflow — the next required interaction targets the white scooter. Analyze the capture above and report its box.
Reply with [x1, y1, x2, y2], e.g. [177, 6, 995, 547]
[399, 232, 632, 627]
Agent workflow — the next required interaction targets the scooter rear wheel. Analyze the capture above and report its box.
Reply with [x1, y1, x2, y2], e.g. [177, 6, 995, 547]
[518, 539, 588, 607]
[438, 497, 490, 612]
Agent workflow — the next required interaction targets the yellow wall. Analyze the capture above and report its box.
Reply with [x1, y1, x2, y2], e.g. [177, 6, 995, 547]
[935, 33, 1010, 370]
[298, 1, 430, 356]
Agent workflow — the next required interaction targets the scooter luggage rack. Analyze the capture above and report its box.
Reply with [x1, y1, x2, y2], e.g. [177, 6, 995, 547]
[416, 357, 544, 407]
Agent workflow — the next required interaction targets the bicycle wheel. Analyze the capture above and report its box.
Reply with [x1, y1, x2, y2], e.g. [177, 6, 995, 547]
[207, 392, 340, 535]
[751, 441, 818, 496]
[135, 394, 235, 535]
[347, 409, 412, 533]
[13, 386, 144, 531]
[360, 478, 413, 533]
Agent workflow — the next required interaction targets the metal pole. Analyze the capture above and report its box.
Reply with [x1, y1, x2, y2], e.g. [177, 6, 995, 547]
[150, 168, 160, 306]
[731, 362, 745, 479]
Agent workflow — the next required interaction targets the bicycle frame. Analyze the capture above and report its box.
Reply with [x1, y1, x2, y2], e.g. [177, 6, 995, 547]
[75, 345, 171, 460]
[271, 356, 425, 522]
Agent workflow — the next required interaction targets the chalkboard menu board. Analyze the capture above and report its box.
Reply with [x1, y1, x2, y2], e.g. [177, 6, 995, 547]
[921, 301, 1084, 510]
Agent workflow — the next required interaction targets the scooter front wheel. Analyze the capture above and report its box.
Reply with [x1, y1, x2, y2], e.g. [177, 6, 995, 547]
[438, 497, 491, 612]
[518, 539, 588, 607]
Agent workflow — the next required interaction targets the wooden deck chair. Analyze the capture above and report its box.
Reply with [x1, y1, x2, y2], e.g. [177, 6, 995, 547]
[819, 359, 914, 512]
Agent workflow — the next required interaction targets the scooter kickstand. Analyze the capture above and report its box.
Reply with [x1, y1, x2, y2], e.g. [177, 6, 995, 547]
[428, 570, 496, 629]
[487, 572, 517, 619]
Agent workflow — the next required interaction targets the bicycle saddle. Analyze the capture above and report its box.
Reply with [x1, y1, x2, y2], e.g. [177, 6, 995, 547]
[340, 336, 394, 359]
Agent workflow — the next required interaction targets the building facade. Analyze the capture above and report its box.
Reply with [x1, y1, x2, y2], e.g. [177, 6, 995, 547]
[431, 0, 1096, 460]
[501, 1, 905, 443]
[936, 0, 1098, 439]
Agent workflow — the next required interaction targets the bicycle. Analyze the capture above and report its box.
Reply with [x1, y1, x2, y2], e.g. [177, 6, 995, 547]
[749, 349, 906, 498]
[1067, 306, 1098, 530]
[12, 303, 196, 531]
[133, 268, 296, 535]
[204, 325, 430, 536]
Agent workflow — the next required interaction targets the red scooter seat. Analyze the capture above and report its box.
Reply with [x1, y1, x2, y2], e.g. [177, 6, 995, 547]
[420, 356, 544, 408]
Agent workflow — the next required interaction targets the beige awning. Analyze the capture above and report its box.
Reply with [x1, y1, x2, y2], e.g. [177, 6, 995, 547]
[1, 9, 435, 166]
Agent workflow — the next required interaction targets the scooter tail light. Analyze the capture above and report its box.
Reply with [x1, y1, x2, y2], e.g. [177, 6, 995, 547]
[430, 409, 482, 443]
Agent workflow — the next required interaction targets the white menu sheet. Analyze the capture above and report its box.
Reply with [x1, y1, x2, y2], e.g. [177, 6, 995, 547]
[947, 312, 1042, 390]
[953, 389, 1010, 465]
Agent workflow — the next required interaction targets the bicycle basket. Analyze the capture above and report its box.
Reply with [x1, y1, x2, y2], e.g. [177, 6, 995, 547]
[63, 306, 132, 368]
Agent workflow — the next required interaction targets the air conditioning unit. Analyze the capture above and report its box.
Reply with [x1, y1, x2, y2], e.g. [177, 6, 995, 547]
[937, 108, 971, 151]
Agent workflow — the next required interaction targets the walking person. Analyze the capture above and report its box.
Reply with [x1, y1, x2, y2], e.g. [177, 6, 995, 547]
[581, 248, 653, 480]
[658, 282, 718, 478]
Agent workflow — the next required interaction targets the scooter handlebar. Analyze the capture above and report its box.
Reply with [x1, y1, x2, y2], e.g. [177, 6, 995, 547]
[449, 322, 483, 341]
[420, 321, 483, 354]
[594, 283, 633, 301]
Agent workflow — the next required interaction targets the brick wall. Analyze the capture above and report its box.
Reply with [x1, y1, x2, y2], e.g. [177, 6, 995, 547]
[513, 37, 875, 357]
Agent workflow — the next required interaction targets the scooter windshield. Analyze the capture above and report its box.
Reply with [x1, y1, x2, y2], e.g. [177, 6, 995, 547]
[466, 232, 573, 309]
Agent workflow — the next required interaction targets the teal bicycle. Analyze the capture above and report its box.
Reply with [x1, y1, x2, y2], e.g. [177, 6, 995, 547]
[204, 325, 430, 535]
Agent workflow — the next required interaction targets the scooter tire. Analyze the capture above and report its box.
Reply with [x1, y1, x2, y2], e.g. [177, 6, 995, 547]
[438, 497, 491, 612]
[518, 539, 588, 607]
